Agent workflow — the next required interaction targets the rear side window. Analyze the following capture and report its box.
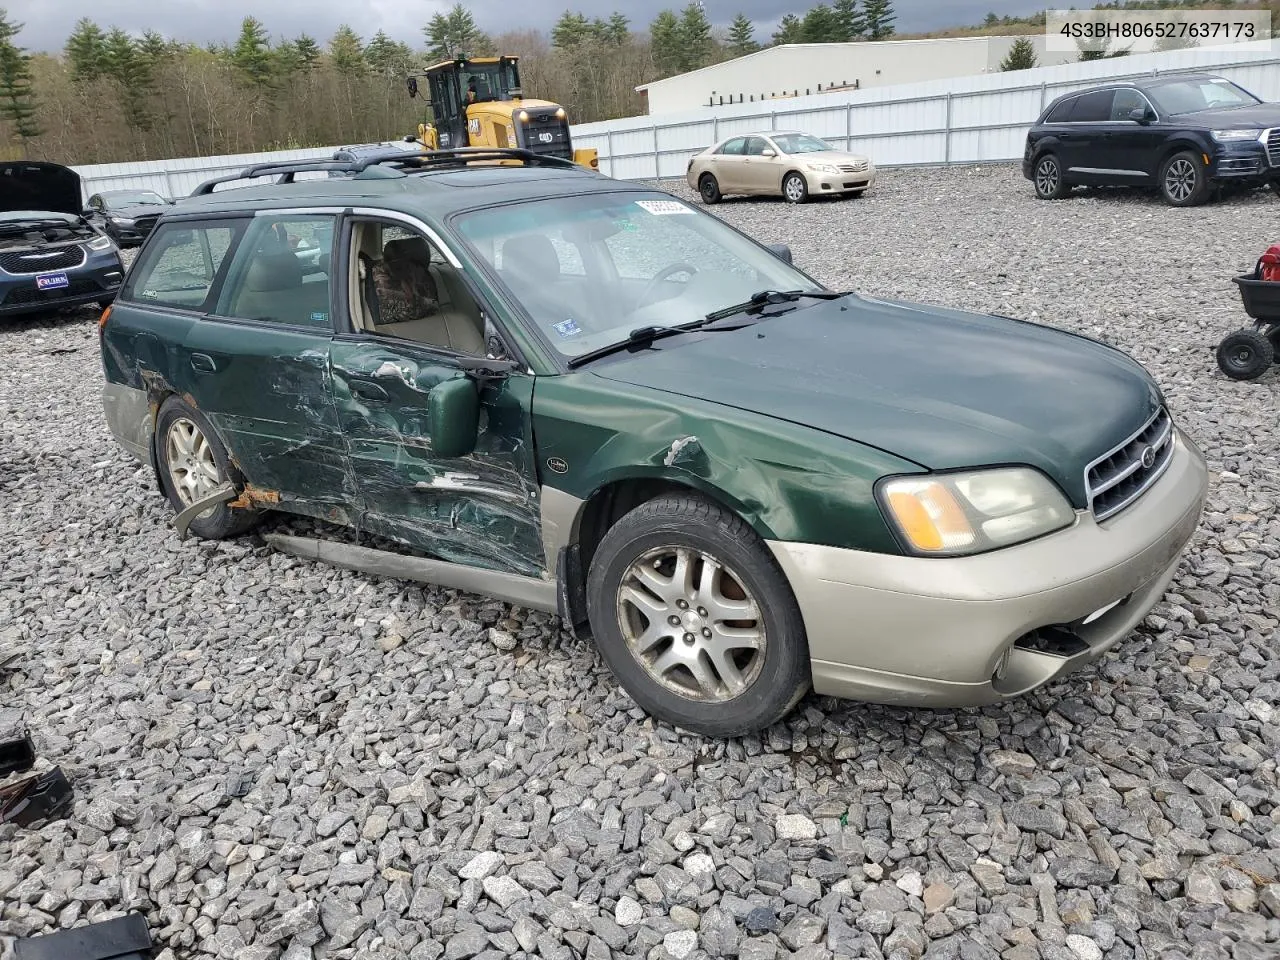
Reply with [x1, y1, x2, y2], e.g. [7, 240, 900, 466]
[126, 220, 243, 310]
[1070, 90, 1115, 123]
[214, 214, 336, 328]
[717, 138, 746, 155]
[1043, 97, 1076, 123]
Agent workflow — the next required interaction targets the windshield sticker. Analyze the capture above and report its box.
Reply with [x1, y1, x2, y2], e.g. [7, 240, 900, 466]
[635, 200, 695, 216]
[552, 318, 582, 338]
[311, 311, 328, 323]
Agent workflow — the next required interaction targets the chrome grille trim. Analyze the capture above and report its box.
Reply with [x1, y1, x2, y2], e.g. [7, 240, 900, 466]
[1084, 406, 1175, 522]
[1265, 128, 1280, 168]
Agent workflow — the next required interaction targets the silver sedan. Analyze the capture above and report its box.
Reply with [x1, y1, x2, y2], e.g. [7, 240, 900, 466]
[686, 130, 876, 204]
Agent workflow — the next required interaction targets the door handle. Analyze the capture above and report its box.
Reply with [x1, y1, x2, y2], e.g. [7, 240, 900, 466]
[350, 379, 389, 402]
[190, 353, 217, 373]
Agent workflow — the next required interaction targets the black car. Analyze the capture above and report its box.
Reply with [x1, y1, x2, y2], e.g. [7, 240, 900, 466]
[0, 161, 125, 317]
[83, 188, 174, 246]
[1023, 73, 1280, 207]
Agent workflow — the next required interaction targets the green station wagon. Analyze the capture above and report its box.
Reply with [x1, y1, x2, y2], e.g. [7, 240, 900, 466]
[99, 149, 1209, 736]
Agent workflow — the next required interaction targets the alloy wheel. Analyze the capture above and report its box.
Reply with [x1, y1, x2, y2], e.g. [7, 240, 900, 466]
[1164, 158, 1197, 203]
[166, 417, 222, 518]
[615, 545, 766, 703]
[783, 176, 806, 202]
[1035, 158, 1059, 196]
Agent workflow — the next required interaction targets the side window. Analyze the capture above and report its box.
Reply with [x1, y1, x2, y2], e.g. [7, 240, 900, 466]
[214, 214, 335, 328]
[1044, 97, 1076, 124]
[352, 219, 487, 356]
[1111, 88, 1148, 120]
[1070, 90, 1115, 123]
[717, 138, 746, 156]
[744, 137, 770, 156]
[124, 220, 242, 310]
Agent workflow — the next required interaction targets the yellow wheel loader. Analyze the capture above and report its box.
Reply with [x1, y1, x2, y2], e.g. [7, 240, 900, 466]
[405, 56, 598, 171]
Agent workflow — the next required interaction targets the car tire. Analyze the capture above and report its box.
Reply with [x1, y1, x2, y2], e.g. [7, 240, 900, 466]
[1160, 150, 1209, 207]
[1032, 153, 1069, 200]
[1215, 329, 1274, 381]
[154, 395, 260, 539]
[698, 174, 721, 204]
[782, 172, 809, 204]
[585, 492, 811, 738]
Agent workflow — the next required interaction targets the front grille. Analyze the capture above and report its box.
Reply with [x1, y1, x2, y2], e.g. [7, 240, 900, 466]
[1085, 406, 1175, 522]
[0, 246, 87, 274]
[521, 120, 573, 160]
[1265, 128, 1279, 168]
[840, 161, 869, 173]
[4, 278, 101, 305]
[133, 214, 160, 233]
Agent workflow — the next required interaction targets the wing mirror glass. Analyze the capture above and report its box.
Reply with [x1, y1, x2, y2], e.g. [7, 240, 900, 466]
[1128, 107, 1152, 124]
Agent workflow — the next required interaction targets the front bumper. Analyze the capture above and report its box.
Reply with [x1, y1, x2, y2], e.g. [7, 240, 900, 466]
[769, 427, 1209, 708]
[1210, 137, 1278, 182]
[807, 167, 876, 195]
[0, 255, 125, 316]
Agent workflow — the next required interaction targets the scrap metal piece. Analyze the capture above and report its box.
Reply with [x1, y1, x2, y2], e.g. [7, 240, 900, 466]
[663, 435, 703, 467]
[0, 731, 36, 777]
[173, 481, 237, 541]
[0, 766, 73, 828]
[14, 912, 153, 960]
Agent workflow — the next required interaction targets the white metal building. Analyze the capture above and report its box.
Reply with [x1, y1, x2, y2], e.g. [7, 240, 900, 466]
[637, 37, 1083, 115]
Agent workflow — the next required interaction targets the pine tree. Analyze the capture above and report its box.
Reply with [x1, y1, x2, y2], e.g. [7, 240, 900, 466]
[727, 13, 759, 55]
[650, 10, 682, 76]
[365, 30, 413, 75]
[329, 25, 366, 75]
[801, 4, 843, 43]
[861, 0, 896, 40]
[603, 12, 630, 46]
[999, 37, 1037, 71]
[0, 10, 39, 148]
[101, 27, 157, 134]
[293, 34, 322, 69]
[552, 12, 592, 50]
[677, 2, 713, 72]
[425, 4, 491, 60]
[138, 30, 171, 64]
[772, 13, 804, 45]
[65, 17, 109, 83]
[833, 0, 866, 40]
[230, 16, 274, 88]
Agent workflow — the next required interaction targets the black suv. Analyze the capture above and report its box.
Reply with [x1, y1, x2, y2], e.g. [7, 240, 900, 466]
[1024, 73, 1280, 207]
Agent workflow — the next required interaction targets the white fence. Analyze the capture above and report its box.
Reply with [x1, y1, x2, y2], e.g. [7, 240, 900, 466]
[71, 41, 1280, 199]
[575, 41, 1280, 180]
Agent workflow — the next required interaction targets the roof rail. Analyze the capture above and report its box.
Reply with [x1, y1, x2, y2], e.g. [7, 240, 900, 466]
[189, 147, 583, 197]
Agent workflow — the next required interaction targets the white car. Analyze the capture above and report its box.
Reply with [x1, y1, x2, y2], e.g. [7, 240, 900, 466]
[686, 130, 875, 204]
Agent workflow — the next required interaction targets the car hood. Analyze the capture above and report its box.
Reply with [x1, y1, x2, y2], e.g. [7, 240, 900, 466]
[0, 161, 83, 217]
[785, 150, 871, 165]
[107, 203, 168, 220]
[1169, 103, 1280, 129]
[591, 295, 1162, 507]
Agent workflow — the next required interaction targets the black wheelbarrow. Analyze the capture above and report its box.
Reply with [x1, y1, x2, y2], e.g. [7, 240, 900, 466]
[1217, 257, 1280, 381]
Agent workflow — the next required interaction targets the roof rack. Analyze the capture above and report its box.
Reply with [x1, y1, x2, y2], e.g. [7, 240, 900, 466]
[189, 147, 582, 196]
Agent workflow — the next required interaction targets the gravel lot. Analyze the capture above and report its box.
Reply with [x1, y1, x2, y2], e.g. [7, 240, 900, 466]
[1, 163, 1277, 960]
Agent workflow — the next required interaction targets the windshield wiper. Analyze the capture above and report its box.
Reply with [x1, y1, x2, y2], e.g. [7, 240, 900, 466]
[565, 324, 698, 369]
[703, 289, 847, 323]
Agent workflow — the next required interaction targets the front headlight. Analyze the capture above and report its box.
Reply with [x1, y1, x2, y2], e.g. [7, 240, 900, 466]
[808, 163, 840, 174]
[86, 235, 113, 251]
[108, 216, 134, 225]
[878, 467, 1075, 556]
[1211, 129, 1259, 141]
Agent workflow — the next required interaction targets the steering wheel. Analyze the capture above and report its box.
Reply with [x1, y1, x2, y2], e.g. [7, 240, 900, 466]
[637, 262, 699, 308]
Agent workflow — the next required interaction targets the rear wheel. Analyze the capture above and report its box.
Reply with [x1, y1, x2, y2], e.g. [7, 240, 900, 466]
[782, 172, 809, 204]
[155, 396, 260, 539]
[585, 493, 811, 737]
[1160, 150, 1208, 207]
[698, 173, 721, 204]
[1216, 329, 1274, 381]
[1033, 153, 1069, 200]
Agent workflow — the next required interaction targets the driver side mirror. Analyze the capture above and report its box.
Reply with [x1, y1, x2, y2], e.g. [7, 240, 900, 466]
[406, 76, 419, 98]
[83, 207, 95, 217]
[1128, 107, 1152, 124]
[427, 376, 480, 458]
[766, 243, 793, 264]
[761, 148, 776, 158]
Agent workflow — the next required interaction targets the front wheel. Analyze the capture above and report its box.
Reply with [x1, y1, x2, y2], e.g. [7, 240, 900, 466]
[1160, 151, 1208, 207]
[698, 173, 721, 205]
[782, 172, 809, 204]
[155, 395, 260, 539]
[1033, 153, 1069, 200]
[1215, 329, 1274, 380]
[585, 493, 811, 738]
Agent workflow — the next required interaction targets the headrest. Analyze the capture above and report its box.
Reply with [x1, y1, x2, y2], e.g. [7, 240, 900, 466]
[244, 251, 303, 292]
[384, 236, 432, 266]
[502, 234, 560, 279]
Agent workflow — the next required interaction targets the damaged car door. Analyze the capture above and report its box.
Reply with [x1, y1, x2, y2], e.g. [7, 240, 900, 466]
[158, 212, 351, 520]
[330, 215, 544, 577]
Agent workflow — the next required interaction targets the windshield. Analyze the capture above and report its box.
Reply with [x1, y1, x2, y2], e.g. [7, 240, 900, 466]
[461, 60, 520, 102]
[770, 134, 832, 154]
[1147, 78, 1260, 115]
[456, 192, 822, 359]
[107, 191, 167, 206]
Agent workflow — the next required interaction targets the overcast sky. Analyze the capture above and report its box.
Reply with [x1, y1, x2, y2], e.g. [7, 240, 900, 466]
[7, 1, 1047, 53]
